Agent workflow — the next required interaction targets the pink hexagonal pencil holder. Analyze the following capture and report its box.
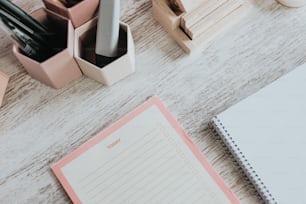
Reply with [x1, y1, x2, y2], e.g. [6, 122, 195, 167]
[13, 8, 82, 89]
[43, 0, 99, 28]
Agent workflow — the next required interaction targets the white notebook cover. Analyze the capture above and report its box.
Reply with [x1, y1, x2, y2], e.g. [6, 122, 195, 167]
[212, 64, 306, 204]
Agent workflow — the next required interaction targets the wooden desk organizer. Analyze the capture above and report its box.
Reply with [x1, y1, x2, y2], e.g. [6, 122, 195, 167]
[74, 18, 135, 86]
[152, 0, 250, 54]
[277, 0, 306, 7]
[0, 71, 9, 107]
[43, 0, 99, 28]
[13, 8, 82, 89]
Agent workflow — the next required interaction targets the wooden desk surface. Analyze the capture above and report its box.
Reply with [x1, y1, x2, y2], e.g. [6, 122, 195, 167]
[1, 0, 305, 203]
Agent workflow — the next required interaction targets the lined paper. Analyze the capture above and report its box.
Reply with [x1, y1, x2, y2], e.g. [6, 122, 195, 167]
[60, 105, 232, 204]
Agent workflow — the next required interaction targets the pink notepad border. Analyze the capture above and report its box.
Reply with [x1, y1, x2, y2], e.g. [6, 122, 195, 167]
[52, 96, 239, 204]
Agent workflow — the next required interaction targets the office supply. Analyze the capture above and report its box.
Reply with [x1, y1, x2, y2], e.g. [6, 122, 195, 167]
[277, 0, 306, 7]
[1, 1, 305, 203]
[211, 63, 306, 204]
[95, 0, 120, 68]
[181, 0, 241, 40]
[153, 0, 249, 54]
[180, 0, 227, 33]
[0, 10, 52, 62]
[74, 17, 135, 85]
[0, 71, 9, 107]
[0, 0, 56, 62]
[52, 97, 239, 204]
[13, 8, 82, 89]
[169, 0, 205, 13]
[43, 0, 99, 28]
[0, 0, 49, 34]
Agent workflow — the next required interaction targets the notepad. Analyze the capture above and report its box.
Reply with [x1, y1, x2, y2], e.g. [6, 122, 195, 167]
[212, 64, 306, 204]
[52, 97, 238, 204]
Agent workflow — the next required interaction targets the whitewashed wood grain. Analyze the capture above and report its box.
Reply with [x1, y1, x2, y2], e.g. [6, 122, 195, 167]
[0, 0, 306, 203]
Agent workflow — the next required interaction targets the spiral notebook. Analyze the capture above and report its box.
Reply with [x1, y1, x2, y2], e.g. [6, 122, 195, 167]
[212, 64, 306, 204]
[52, 97, 239, 204]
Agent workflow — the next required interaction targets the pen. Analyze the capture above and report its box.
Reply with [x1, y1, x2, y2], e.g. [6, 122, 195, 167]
[0, 0, 49, 34]
[95, 0, 120, 68]
[0, 9, 53, 61]
[0, 10, 45, 61]
[0, 0, 58, 61]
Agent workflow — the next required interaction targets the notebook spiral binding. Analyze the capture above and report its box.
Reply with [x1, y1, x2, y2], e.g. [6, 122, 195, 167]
[211, 116, 277, 204]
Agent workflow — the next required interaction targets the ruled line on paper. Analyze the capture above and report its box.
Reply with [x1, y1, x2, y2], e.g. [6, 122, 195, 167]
[85, 136, 163, 196]
[137, 170, 193, 204]
[105, 134, 198, 204]
[61, 108, 232, 204]
[86, 124, 213, 204]
[99, 153, 186, 204]
[75, 126, 170, 202]
[78, 127, 160, 187]
[89, 141, 173, 201]
[159, 123, 199, 175]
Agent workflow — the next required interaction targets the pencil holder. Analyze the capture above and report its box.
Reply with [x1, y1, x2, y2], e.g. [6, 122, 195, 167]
[0, 71, 9, 107]
[13, 8, 82, 89]
[74, 18, 135, 86]
[43, 0, 99, 28]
